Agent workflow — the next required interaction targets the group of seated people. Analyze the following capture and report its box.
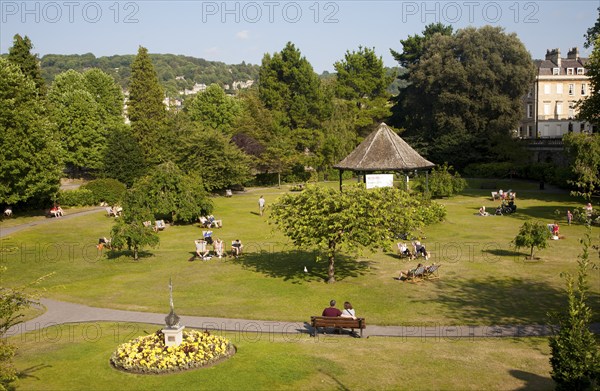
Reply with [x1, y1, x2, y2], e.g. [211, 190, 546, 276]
[49, 204, 64, 218]
[322, 300, 356, 319]
[199, 215, 222, 229]
[194, 232, 242, 260]
[397, 240, 429, 260]
[494, 189, 516, 201]
[397, 262, 437, 280]
[143, 220, 166, 232]
[106, 205, 123, 217]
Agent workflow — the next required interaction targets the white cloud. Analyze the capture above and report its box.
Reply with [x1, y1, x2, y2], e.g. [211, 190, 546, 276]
[236, 30, 250, 40]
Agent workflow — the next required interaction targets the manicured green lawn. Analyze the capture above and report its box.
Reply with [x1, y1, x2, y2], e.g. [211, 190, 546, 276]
[12, 322, 553, 390]
[1, 180, 598, 326]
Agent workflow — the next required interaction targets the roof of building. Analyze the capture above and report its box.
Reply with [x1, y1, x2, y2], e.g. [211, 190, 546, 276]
[333, 123, 435, 172]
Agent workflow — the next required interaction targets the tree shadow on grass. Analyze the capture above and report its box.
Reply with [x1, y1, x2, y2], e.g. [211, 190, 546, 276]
[482, 248, 525, 258]
[428, 276, 568, 325]
[509, 369, 554, 390]
[105, 249, 154, 261]
[227, 249, 373, 283]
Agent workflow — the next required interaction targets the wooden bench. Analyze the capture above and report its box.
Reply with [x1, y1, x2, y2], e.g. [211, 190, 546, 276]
[310, 316, 366, 338]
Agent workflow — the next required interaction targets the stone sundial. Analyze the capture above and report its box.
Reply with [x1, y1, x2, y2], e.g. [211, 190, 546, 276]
[164, 277, 180, 328]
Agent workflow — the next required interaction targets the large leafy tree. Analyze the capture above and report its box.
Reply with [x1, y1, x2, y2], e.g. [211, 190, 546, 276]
[129, 161, 212, 223]
[103, 125, 146, 187]
[549, 232, 600, 390]
[563, 133, 600, 201]
[0, 58, 62, 206]
[185, 83, 240, 134]
[176, 126, 252, 192]
[7, 34, 46, 95]
[270, 185, 445, 283]
[48, 69, 125, 175]
[334, 46, 392, 136]
[82, 68, 124, 125]
[48, 71, 104, 174]
[390, 26, 534, 168]
[128, 46, 168, 165]
[578, 36, 600, 126]
[258, 42, 328, 130]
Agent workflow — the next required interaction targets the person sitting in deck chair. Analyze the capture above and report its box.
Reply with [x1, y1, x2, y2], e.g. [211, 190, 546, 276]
[397, 242, 413, 259]
[231, 239, 243, 257]
[412, 241, 429, 260]
[398, 263, 424, 280]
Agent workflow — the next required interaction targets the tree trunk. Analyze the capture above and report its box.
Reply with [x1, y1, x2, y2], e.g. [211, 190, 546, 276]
[530, 246, 534, 259]
[327, 241, 336, 283]
[134, 246, 139, 261]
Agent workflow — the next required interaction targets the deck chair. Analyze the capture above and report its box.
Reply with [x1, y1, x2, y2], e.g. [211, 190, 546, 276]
[154, 220, 166, 232]
[406, 266, 426, 282]
[423, 264, 441, 280]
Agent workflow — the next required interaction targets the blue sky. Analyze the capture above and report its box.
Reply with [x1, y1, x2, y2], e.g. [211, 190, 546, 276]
[1, 0, 599, 73]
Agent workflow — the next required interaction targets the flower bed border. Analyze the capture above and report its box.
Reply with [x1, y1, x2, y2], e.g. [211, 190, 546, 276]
[109, 329, 236, 375]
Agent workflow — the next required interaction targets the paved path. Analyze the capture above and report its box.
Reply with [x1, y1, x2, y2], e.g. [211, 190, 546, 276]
[0, 207, 105, 239]
[8, 298, 598, 339]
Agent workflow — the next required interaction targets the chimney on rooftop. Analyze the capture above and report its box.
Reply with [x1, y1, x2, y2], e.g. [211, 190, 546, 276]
[567, 47, 579, 60]
[546, 48, 561, 68]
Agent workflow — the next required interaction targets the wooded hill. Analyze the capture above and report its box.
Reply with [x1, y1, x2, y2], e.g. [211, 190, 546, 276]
[39, 53, 261, 95]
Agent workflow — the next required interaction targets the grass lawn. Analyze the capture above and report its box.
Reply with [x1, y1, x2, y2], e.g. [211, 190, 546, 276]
[0, 179, 598, 327]
[12, 322, 554, 390]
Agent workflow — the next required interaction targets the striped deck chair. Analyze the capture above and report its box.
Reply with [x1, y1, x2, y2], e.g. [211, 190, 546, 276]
[424, 264, 441, 280]
[406, 266, 426, 283]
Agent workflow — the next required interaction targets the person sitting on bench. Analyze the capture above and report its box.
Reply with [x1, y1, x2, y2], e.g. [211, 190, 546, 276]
[322, 299, 342, 317]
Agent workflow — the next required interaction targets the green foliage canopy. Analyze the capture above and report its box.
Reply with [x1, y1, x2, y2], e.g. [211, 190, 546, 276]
[563, 133, 600, 201]
[390, 26, 535, 168]
[270, 184, 445, 283]
[513, 220, 551, 259]
[0, 58, 62, 206]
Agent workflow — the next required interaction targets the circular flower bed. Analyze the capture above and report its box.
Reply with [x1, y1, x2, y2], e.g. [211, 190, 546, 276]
[110, 329, 235, 374]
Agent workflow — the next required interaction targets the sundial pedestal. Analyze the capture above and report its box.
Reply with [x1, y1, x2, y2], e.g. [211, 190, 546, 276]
[162, 325, 185, 347]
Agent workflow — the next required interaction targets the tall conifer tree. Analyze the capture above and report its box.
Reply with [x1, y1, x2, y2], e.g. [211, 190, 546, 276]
[7, 34, 46, 95]
[128, 46, 167, 165]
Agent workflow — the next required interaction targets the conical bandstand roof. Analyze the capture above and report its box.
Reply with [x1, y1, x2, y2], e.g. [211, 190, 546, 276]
[334, 123, 435, 171]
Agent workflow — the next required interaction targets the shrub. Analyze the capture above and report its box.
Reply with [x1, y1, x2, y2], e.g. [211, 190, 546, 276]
[413, 163, 467, 198]
[58, 189, 95, 206]
[81, 179, 126, 205]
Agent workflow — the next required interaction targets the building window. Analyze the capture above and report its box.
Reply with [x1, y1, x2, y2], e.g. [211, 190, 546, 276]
[527, 87, 533, 98]
[556, 83, 563, 94]
[566, 68, 574, 75]
[544, 84, 551, 94]
[577, 68, 584, 75]
[527, 125, 533, 137]
[568, 102, 575, 118]
[553, 68, 560, 75]
[544, 103, 551, 115]
[557, 124, 562, 135]
[568, 84, 574, 95]
[556, 102, 563, 116]
[582, 83, 588, 95]
[580, 123, 585, 132]
[527, 103, 533, 118]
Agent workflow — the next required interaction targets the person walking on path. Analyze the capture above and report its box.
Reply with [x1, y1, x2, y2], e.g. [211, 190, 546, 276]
[258, 195, 266, 216]
[567, 210, 573, 225]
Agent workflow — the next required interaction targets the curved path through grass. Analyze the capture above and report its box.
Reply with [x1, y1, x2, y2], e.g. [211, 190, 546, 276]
[10, 298, 599, 339]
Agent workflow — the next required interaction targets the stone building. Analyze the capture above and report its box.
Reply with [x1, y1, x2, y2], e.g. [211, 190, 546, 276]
[520, 47, 593, 138]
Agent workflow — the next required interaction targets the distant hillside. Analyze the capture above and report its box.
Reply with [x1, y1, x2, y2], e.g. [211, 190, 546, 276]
[40, 53, 260, 96]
